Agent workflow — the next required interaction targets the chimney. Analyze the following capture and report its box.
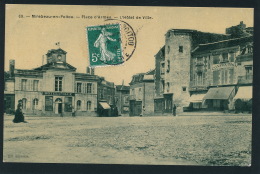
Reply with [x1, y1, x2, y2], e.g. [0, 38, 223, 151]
[9, 59, 15, 78]
[87, 66, 95, 75]
[86, 67, 91, 74]
[91, 67, 95, 75]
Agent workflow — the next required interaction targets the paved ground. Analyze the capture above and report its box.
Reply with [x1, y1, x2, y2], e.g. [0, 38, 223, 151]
[3, 113, 252, 166]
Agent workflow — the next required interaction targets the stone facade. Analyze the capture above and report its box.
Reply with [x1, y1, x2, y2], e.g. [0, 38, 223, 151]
[129, 70, 155, 116]
[4, 48, 115, 117]
[155, 22, 253, 113]
[115, 85, 130, 115]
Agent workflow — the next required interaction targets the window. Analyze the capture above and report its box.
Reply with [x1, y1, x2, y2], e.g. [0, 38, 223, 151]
[76, 100, 81, 110]
[55, 76, 63, 91]
[179, 46, 183, 53]
[208, 56, 211, 69]
[87, 101, 91, 111]
[213, 70, 220, 86]
[33, 98, 38, 110]
[229, 52, 235, 62]
[167, 46, 170, 54]
[33, 80, 39, 91]
[197, 57, 203, 64]
[245, 66, 253, 79]
[161, 80, 165, 93]
[182, 87, 187, 92]
[222, 53, 228, 62]
[221, 69, 228, 85]
[21, 79, 27, 91]
[124, 96, 129, 104]
[64, 97, 72, 112]
[87, 83, 92, 93]
[197, 73, 203, 85]
[77, 83, 82, 93]
[22, 98, 27, 109]
[160, 63, 165, 74]
[167, 60, 170, 73]
[213, 55, 220, 64]
[167, 82, 170, 92]
[131, 88, 134, 95]
[45, 96, 53, 111]
[100, 89, 104, 99]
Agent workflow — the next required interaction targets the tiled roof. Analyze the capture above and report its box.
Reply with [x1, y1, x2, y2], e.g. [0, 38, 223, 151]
[116, 85, 130, 91]
[33, 62, 77, 71]
[192, 36, 253, 54]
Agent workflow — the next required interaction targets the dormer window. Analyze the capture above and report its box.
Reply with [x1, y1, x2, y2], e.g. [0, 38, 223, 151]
[222, 53, 228, 62]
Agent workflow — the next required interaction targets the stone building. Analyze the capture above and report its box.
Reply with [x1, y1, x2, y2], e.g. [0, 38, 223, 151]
[129, 70, 155, 116]
[4, 48, 115, 117]
[97, 77, 116, 116]
[154, 21, 253, 113]
[157, 29, 229, 113]
[154, 46, 165, 114]
[115, 85, 130, 115]
[190, 23, 253, 111]
[190, 35, 253, 111]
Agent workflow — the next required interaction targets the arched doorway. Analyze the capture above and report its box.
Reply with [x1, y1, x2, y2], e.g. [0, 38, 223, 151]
[55, 98, 62, 114]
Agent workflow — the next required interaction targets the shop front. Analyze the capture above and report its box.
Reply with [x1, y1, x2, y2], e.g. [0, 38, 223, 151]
[97, 101, 111, 116]
[189, 93, 207, 110]
[43, 92, 74, 116]
[233, 86, 252, 113]
[203, 86, 235, 111]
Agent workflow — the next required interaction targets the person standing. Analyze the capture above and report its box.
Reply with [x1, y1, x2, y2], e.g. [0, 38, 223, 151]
[72, 106, 75, 117]
[172, 104, 177, 116]
[13, 104, 27, 123]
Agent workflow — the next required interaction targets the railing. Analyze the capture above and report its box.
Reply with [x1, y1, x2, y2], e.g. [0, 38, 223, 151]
[237, 75, 253, 84]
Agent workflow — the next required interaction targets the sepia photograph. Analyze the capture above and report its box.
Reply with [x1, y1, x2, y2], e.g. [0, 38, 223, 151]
[3, 4, 254, 166]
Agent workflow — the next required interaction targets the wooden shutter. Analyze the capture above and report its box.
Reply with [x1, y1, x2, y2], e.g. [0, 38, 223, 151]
[92, 83, 95, 94]
[213, 70, 220, 86]
[229, 69, 234, 84]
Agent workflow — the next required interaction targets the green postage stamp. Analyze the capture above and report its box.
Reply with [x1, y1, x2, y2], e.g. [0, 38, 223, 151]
[86, 24, 124, 67]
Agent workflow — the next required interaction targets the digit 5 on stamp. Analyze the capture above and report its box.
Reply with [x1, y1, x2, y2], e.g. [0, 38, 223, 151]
[86, 24, 123, 67]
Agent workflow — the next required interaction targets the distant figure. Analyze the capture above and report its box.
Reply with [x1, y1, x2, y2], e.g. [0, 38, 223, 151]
[172, 104, 177, 116]
[13, 105, 27, 123]
[72, 106, 76, 117]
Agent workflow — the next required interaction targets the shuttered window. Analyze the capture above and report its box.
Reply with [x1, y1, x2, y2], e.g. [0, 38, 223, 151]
[229, 69, 234, 84]
[230, 52, 235, 62]
[213, 70, 220, 86]
[213, 55, 220, 64]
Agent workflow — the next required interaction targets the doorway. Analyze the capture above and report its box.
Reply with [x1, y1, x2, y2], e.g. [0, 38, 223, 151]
[55, 98, 62, 114]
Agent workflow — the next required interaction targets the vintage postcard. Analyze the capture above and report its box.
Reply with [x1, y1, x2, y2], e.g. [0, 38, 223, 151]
[4, 4, 253, 166]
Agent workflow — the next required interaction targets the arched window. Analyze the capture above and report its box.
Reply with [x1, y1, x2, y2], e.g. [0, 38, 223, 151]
[33, 98, 39, 110]
[22, 98, 27, 109]
[87, 101, 91, 111]
[77, 100, 81, 111]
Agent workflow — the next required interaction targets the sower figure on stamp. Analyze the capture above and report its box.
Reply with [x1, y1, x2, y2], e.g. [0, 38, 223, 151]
[94, 28, 117, 62]
[13, 102, 27, 123]
[172, 104, 177, 116]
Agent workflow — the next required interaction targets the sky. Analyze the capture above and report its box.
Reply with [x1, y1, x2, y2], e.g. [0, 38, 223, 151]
[5, 5, 254, 85]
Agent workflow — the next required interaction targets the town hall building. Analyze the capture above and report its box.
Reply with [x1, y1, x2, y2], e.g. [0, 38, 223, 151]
[4, 48, 115, 116]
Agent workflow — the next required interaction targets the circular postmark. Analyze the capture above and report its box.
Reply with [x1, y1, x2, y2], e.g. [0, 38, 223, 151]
[104, 19, 137, 62]
[86, 19, 137, 67]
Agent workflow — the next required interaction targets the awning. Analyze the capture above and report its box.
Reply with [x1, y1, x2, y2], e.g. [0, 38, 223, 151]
[233, 86, 252, 100]
[203, 86, 235, 100]
[189, 94, 206, 103]
[99, 102, 111, 109]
